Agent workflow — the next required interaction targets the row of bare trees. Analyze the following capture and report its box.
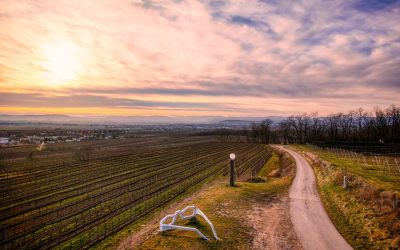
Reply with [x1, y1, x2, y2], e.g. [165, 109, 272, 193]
[212, 105, 399, 145]
[247, 119, 274, 144]
[278, 105, 400, 144]
[212, 121, 276, 144]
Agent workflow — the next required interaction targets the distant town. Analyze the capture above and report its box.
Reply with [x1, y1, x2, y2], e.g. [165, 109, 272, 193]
[0, 129, 124, 146]
[0, 120, 257, 146]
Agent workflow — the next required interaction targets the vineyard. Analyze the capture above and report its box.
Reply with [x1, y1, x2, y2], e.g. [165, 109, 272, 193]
[0, 136, 272, 249]
[308, 143, 400, 176]
[310, 141, 400, 156]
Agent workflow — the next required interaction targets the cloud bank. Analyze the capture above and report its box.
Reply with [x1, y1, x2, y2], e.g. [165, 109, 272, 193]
[0, 0, 399, 117]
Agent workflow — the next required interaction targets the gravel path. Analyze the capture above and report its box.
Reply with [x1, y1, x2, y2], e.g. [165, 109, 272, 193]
[276, 146, 352, 250]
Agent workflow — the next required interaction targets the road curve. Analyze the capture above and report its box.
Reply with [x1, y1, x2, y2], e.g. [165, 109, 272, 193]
[275, 146, 352, 250]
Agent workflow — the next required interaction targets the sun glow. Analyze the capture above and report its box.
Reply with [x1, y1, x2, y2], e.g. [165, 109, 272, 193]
[42, 40, 82, 85]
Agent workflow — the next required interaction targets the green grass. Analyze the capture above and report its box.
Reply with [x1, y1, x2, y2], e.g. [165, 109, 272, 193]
[257, 151, 279, 177]
[294, 145, 400, 192]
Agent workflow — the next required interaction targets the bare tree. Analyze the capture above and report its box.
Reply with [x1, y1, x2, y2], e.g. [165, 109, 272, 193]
[275, 105, 400, 144]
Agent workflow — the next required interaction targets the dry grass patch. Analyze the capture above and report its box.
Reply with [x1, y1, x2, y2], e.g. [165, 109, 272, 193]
[294, 145, 399, 249]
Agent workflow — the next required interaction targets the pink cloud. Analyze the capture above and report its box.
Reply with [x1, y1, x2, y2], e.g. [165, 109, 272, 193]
[0, 0, 399, 116]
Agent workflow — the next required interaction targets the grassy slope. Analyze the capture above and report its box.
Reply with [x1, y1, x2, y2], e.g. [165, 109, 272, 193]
[101, 151, 294, 250]
[292, 144, 399, 249]
[294, 145, 399, 192]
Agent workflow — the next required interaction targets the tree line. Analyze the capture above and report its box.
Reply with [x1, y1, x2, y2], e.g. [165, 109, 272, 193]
[216, 105, 400, 145]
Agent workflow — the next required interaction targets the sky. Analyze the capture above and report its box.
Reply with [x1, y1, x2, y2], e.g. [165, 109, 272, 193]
[0, 0, 399, 118]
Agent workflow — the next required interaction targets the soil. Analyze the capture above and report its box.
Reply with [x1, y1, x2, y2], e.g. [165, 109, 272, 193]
[248, 194, 303, 250]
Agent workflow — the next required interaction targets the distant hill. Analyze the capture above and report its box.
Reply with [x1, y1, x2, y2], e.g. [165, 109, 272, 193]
[0, 114, 76, 123]
[0, 114, 286, 126]
[216, 117, 285, 126]
[217, 116, 286, 127]
[217, 120, 254, 126]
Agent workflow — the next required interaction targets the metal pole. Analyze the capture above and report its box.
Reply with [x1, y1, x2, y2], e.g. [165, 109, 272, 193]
[230, 159, 235, 186]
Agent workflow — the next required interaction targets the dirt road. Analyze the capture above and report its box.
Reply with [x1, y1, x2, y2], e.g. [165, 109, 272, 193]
[276, 146, 352, 250]
[248, 194, 303, 250]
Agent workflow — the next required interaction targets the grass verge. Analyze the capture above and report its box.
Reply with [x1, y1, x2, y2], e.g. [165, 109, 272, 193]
[292, 144, 400, 249]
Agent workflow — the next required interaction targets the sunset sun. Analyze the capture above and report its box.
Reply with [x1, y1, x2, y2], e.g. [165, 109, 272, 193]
[42, 41, 82, 85]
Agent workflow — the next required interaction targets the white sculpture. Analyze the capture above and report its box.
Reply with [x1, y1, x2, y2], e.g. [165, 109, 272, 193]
[159, 205, 219, 240]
